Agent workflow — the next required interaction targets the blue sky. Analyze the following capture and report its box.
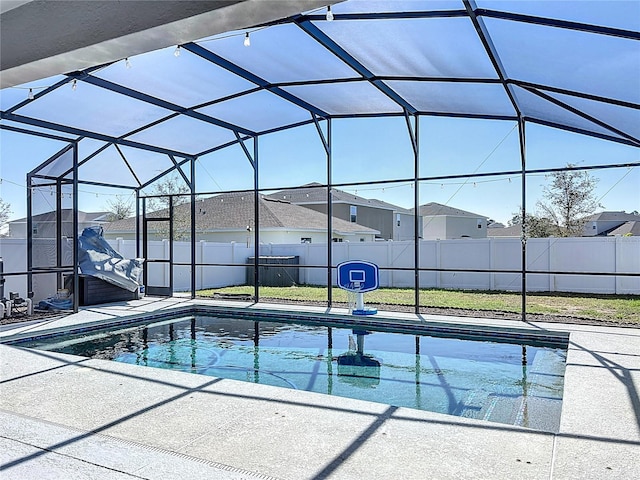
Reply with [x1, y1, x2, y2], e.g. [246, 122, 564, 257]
[2, 115, 638, 225]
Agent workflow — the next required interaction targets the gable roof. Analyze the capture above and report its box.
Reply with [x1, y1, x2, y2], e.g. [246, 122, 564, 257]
[269, 183, 413, 214]
[413, 202, 487, 219]
[585, 211, 640, 223]
[607, 221, 640, 236]
[9, 210, 111, 224]
[105, 192, 379, 236]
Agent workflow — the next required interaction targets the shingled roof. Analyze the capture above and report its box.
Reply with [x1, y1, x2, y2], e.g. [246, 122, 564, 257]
[486, 225, 522, 237]
[10, 210, 111, 224]
[585, 211, 640, 223]
[269, 183, 413, 214]
[105, 192, 379, 236]
[607, 221, 640, 236]
[413, 202, 487, 218]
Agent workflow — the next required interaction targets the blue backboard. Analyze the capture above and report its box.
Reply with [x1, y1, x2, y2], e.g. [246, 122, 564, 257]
[337, 261, 379, 292]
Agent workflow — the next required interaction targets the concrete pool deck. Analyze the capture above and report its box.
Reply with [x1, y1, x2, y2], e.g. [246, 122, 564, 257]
[1, 297, 638, 479]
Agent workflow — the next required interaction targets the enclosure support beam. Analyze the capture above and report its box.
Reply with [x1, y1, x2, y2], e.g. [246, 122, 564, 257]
[56, 178, 63, 292]
[114, 145, 142, 188]
[169, 200, 174, 296]
[138, 157, 192, 191]
[4, 76, 75, 115]
[0, 123, 75, 143]
[26, 173, 33, 299]
[232, 131, 260, 300]
[312, 113, 333, 305]
[1, 112, 193, 158]
[253, 137, 260, 303]
[190, 157, 197, 300]
[135, 190, 140, 259]
[169, 154, 193, 190]
[520, 86, 640, 146]
[518, 116, 527, 322]
[235, 132, 256, 170]
[58, 142, 111, 181]
[72, 73, 256, 137]
[230, 131, 261, 299]
[327, 119, 334, 307]
[27, 143, 74, 178]
[72, 142, 79, 313]
[142, 198, 147, 289]
[295, 19, 417, 114]
[406, 113, 420, 314]
[183, 43, 329, 118]
[475, 8, 640, 40]
[312, 114, 330, 157]
[464, 0, 523, 119]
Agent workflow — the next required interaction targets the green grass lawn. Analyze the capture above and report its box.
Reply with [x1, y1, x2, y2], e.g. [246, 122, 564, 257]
[198, 286, 640, 324]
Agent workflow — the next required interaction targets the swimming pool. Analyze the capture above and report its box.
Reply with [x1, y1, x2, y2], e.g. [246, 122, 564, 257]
[15, 312, 567, 432]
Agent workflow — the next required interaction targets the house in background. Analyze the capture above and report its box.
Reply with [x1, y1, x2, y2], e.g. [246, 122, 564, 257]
[6, 210, 111, 238]
[268, 183, 416, 241]
[413, 203, 488, 240]
[487, 211, 640, 238]
[487, 224, 521, 238]
[104, 192, 379, 243]
[583, 211, 640, 236]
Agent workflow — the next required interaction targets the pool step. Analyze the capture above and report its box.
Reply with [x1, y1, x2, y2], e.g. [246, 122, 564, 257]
[477, 394, 562, 432]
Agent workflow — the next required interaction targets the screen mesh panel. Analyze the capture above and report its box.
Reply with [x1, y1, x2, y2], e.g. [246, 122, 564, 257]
[200, 24, 359, 83]
[484, 18, 640, 104]
[94, 46, 256, 108]
[197, 90, 312, 133]
[14, 81, 172, 137]
[126, 115, 238, 156]
[316, 17, 500, 79]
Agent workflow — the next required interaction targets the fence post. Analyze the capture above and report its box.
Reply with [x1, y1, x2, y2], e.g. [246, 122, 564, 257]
[615, 236, 621, 294]
[387, 241, 392, 288]
[548, 238, 555, 292]
[489, 237, 496, 290]
[304, 241, 310, 285]
[230, 241, 236, 287]
[435, 240, 441, 289]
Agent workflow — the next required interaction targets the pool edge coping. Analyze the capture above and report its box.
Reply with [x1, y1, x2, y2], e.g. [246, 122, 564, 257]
[0, 299, 570, 348]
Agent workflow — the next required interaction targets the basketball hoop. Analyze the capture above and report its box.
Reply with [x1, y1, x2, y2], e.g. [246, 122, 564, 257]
[337, 261, 378, 316]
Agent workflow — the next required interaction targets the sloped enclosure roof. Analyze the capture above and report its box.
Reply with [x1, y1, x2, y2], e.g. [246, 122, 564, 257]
[1, 0, 639, 188]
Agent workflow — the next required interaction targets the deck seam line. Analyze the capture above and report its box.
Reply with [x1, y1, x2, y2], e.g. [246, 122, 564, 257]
[0, 409, 284, 480]
[549, 433, 559, 479]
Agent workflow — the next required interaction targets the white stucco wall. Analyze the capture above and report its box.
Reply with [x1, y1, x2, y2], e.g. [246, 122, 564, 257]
[422, 215, 486, 240]
[393, 212, 418, 241]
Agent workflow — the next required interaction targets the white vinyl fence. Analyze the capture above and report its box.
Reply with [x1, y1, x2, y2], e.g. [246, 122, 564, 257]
[111, 236, 639, 295]
[1, 236, 638, 303]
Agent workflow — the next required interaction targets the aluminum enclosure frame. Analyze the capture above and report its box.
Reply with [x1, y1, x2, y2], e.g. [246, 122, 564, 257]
[1, 0, 638, 315]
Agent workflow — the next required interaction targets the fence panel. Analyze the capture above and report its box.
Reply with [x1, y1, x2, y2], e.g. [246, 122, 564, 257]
[2, 236, 638, 301]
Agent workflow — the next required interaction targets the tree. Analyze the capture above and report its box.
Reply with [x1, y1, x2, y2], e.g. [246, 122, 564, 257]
[536, 165, 601, 237]
[145, 175, 193, 240]
[508, 210, 554, 238]
[104, 196, 133, 221]
[147, 175, 190, 212]
[0, 199, 11, 237]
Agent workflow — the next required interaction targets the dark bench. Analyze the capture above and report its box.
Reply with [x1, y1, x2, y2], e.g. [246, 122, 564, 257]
[65, 275, 139, 306]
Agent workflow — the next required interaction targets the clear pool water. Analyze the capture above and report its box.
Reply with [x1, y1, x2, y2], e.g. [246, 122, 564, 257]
[19, 315, 567, 432]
